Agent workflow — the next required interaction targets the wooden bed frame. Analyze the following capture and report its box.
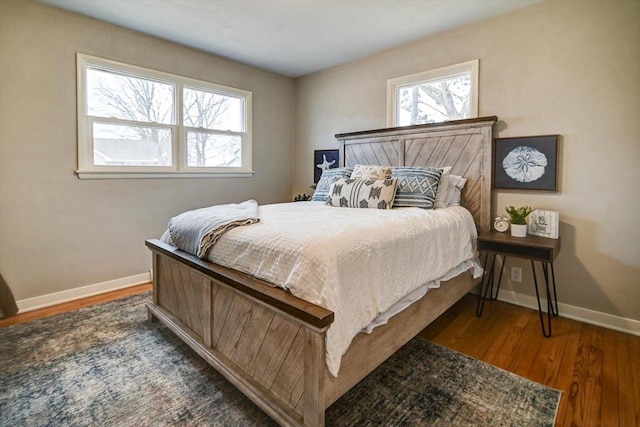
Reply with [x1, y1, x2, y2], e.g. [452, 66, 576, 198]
[146, 116, 497, 426]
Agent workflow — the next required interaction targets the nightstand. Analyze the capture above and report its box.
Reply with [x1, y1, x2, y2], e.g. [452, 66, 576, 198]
[476, 231, 561, 337]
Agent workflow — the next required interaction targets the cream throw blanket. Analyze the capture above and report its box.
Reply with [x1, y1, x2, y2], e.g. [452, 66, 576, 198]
[168, 200, 259, 259]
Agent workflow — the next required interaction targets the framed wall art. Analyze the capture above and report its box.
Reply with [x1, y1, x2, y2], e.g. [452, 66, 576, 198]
[313, 149, 339, 183]
[527, 209, 560, 239]
[493, 135, 559, 191]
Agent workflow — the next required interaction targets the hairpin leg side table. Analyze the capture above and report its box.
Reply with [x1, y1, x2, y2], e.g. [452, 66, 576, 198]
[475, 231, 561, 337]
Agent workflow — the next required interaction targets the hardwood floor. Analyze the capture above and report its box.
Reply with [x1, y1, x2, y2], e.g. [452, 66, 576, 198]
[0, 283, 152, 328]
[1, 286, 638, 426]
[420, 294, 640, 427]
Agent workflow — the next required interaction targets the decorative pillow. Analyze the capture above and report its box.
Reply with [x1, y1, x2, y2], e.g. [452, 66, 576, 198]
[391, 166, 443, 209]
[433, 166, 452, 209]
[311, 167, 354, 202]
[326, 177, 398, 209]
[350, 164, 393, 180]
[446, 175, 468, 206]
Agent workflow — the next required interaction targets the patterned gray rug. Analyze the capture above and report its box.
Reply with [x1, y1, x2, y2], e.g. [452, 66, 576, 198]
[0, 293, 560, 426]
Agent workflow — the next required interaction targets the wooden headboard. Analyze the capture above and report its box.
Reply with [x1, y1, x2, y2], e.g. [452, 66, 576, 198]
[335, 116, 497, 232]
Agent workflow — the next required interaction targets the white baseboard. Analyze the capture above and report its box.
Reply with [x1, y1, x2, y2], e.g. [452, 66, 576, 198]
[16, 272, 151, 313]
[14, 271, 639, 337]
[495, 289, 640, 337]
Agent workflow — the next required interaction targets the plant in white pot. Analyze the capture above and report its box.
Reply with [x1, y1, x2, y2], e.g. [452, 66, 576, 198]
[505, 205, 534, 237]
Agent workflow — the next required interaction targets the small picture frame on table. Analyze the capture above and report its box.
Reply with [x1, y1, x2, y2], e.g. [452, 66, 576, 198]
[527, 209, 560, 239]
[493, 135, 559, 191]
[314, 149, 339, 183]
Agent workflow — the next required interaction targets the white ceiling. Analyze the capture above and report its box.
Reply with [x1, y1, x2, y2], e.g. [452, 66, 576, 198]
[39, 0, 541, 77]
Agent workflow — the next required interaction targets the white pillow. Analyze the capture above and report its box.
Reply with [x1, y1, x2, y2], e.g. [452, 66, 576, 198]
[326, 177, 398, 209]
[433, 166, 452, 209]
[446, 175, 468, 206]
[350, 164, 393, 180]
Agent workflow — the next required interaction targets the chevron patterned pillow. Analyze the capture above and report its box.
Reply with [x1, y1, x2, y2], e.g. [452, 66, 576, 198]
[350, 164, 393, 180]
[392, 167, 443, 209]
[326, 177, 398, 209]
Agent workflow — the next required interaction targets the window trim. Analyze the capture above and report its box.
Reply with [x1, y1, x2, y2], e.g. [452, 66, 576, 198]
[76, 53, 253, 179]
[386, 60, 479, 127]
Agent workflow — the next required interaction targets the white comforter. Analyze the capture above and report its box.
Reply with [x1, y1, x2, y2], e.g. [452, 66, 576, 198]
[162, 201, 479, 376]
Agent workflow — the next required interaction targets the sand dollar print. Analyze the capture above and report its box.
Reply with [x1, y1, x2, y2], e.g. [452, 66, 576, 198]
[502, 145, 548, 183]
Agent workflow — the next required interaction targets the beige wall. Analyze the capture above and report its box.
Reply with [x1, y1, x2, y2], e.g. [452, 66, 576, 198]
[2, 0, 638, 325]
[294, 0, 640, 322]
[0, 0, 295, 300]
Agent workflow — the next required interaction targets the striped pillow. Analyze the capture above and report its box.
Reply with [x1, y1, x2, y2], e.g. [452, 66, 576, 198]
[311, 167, 354, 202]
[326, 178, 398, 209]
[392, 166, 443, 209]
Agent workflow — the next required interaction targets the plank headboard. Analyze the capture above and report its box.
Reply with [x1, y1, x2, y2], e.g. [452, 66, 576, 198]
[335, 116, 497, 233]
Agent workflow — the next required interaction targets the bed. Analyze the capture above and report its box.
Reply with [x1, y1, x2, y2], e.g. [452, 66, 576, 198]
[145, 116, 497, 426]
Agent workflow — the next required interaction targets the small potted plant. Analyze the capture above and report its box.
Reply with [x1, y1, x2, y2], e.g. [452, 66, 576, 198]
[505, 205, 534, 237]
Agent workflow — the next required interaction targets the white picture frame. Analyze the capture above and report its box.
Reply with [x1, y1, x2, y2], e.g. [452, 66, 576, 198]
[527, 209, 560, 239]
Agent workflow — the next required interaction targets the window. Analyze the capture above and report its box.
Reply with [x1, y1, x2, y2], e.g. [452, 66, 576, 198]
[387, 60, 478, 127]
[77, 54, 252, 178]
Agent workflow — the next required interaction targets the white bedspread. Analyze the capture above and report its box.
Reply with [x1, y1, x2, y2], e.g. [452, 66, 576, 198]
[162, 201, 479, 376]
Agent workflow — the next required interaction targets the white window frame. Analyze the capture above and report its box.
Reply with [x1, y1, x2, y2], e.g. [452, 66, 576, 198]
[386, 60, 479, 127]
[76, 53, 253, 179]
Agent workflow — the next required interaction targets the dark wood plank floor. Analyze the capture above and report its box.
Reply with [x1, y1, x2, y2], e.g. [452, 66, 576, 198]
[2, 286, 638, 426]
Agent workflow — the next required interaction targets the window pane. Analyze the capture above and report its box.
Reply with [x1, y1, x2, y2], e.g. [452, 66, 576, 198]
[93, 122, 172, 166]
[183, 87, 244, 132]
[87, 68, 175, 124]
[397, 73, 471, 125]
[187, 131, 241, 167]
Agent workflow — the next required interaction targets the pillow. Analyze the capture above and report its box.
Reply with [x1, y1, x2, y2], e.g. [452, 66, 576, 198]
[311, 167, 353, 202]
[433, 166, 452, 209]
[326, 177, 398, 209]
[391, 166, 443, 209]
[446, 175, 468, 206]
[350, 164, 393, 180]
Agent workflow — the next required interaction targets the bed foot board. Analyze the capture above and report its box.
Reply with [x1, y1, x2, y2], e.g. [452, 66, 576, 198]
[147, 243, 332, 427]
[148, 302, 313, 425]
[304, 329, 325, 427]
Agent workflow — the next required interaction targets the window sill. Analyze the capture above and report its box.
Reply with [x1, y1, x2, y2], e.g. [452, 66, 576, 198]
[76, 170, 255, 180]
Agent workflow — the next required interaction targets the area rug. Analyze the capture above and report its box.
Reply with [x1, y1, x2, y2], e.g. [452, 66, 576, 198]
[0, 293, 560, 426]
